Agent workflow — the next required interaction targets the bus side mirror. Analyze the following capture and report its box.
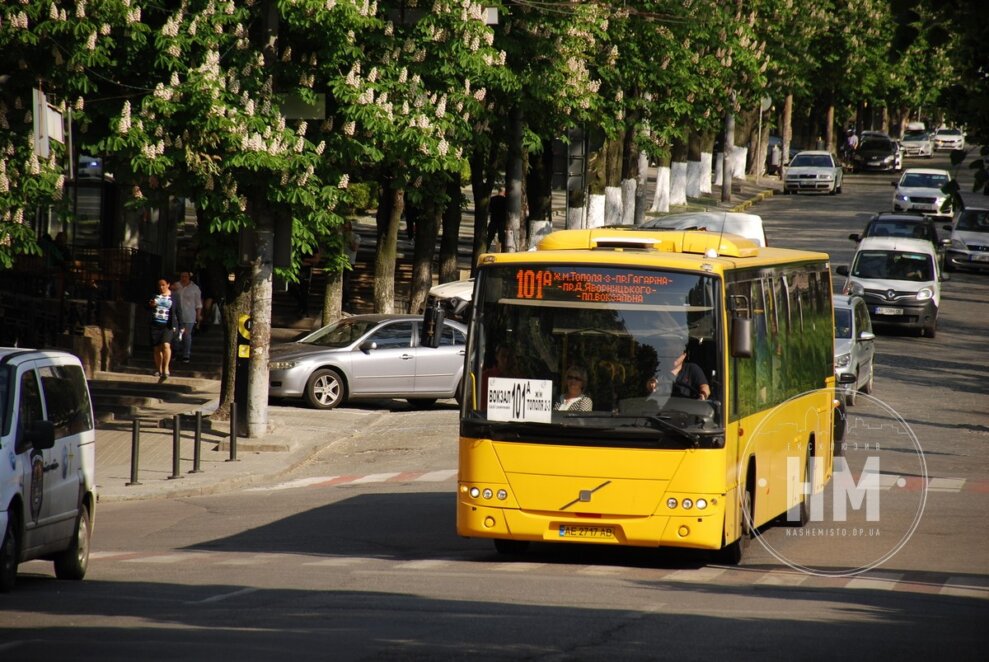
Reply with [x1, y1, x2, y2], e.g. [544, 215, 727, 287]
[731, 316, 752, 358]
[420, 304, 445, 349]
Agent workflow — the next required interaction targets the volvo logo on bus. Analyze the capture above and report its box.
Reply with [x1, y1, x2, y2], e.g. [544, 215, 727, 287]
[559, 481, 611, 510]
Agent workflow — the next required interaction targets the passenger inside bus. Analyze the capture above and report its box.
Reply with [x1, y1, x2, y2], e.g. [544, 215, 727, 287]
[648, 338, 711, 401]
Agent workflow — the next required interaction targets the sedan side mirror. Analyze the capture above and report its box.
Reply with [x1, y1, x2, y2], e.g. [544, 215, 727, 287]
[836, 265, 850, 277]
[890, 181, 898, 187]
[359, 340, 378, 352]
[858, 331, 876, 342]
[848, 233, 861, 242]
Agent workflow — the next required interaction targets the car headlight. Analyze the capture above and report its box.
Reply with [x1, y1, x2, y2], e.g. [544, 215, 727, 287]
[820, 173, 834, 180]
[916, 287, 934, 301]
[269, 360, 297, 370]
[895, 193, 909, 202]
[883, 156, 894, 163]
[835, 352, 851, 368]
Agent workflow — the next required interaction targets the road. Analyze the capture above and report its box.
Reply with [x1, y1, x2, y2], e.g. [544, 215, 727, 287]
[2, 152, 987, 660]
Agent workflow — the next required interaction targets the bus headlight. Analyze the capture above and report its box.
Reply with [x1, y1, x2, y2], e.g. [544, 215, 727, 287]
[469, 487, 480, 498]
[482, 488, 493, 499]
[497, 489, 508, 500]
[696, 499, 708, 510]
[667, 498, 678, 509]
[682, 498, 694, 510]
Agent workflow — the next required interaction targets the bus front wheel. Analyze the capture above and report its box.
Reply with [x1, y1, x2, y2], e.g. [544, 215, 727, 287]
[719, 487, 753, 565]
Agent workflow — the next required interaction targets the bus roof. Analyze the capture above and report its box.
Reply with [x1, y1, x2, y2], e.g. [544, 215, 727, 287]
[478, 229, 829, 270]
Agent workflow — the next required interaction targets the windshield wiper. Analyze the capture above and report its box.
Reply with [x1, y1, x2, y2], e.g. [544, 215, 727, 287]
[613, 413, 702, 446]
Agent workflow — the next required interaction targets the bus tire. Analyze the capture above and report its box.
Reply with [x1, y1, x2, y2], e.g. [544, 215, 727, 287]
[493, 539, 529, 555]
[719, 485, 752, 565]
[787, 445, 813, 528]
[53, 503, 91, 581]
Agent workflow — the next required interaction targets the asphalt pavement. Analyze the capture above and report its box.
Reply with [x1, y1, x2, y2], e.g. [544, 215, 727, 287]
[94, 177, 780, 503]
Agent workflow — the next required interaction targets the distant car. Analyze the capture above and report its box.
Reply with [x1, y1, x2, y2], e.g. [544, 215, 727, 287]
[932, 127, 965, 151]
[637, 211, 768, 246]
[833, 294, 876, 406]
[899, 132, 933, 158]
[848, 212, 948, 266]
[851, 137, 898, 173]
[77, 154, 102, 179]
[891, 168, 953, 218]
[944, 207, 989, 272]
[783, 151, 843, 195]
[424, 278, 474, 322]
[891, 140, 903, 171]
[268, 314, 467, 409]
[836, 236, 945, 338]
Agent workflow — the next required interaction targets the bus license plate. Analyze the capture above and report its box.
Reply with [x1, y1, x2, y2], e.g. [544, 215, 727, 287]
[559, 525, 615, 539]
[874, 306, 903, 316]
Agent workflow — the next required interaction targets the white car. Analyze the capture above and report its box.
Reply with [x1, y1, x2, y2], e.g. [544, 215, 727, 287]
[944, 207, 989, 272]
[833, 294, 876, 406]
[932, 127, 965, 151]
[891, 168, 953, 218]
[836, 236, 945, 338]
[783, 151, 843, 195]
[638, 211, 768, 246]
[899, 132, 933, 158]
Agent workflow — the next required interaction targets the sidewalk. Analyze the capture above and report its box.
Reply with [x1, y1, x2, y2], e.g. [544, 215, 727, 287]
[95, 177, 779, 503]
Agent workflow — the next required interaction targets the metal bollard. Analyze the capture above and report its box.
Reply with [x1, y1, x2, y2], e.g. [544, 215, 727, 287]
[126, 419, 142, 486]
[227, 402, 239, 462]
[190, 411, 203, 474]
[168, 414, 183, 479]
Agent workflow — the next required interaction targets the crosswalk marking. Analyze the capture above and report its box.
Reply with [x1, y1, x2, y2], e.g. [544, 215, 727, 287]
[350, 472, 402, 484]
[756, 571, 809, 587]
[492, 562, 546, 573]
[845, 573, 904, 591]
[122, 553, 192, 564]
[665, 567, 727, 583]
[416, 469, 458, 482]
[940, 577, 989, 599]
[577, 565, 627, 576]
[927, 477, 966, 492]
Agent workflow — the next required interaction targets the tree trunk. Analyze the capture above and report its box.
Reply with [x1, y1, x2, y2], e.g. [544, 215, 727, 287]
[247, 223, 272, 438]
[634, 150, 649, 225]
[374, 184, 403, 313]
[439, 177, 462, 283]
[825, 101, 835, 153]
[409, 199, 440, 314]
[686, 133, 703, 198]
[469, 146, 497, 271]
[782, 93, 793, 168]
[651, 151, 672, 212]
[722, 112, 735, 203]
[211, 269, 251, 425]
[505, 104, 523, 252]
[322, 268, 342, 325]
[670, 138, 688, 206]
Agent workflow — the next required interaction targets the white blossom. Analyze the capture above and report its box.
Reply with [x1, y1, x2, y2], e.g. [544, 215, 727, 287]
[343, 121, 355, 136]
[338, 174, 349, 189]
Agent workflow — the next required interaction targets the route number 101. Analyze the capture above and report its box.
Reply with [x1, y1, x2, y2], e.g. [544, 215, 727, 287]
[516, 269, 553, 299]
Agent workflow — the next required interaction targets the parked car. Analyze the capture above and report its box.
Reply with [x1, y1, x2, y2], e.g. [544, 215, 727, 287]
[1, 348, 96, 592]
[268, 314, 467, 409]
[932, 127, 965, 151]
[891, 168, 953, 218]
[848, 212, 948, 266]
[851, 136, 899, 173]
[944, 207, 989, 272]
[637, 211, 768, 246]
[833, 294, 876, 406]
[836, 236, 946, 338]
[424, 278, 474, 322]
[782, 151, 843, 195]
[899, 132, 934, 158]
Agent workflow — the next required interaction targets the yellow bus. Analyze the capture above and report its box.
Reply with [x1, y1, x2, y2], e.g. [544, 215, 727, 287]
[445, 229, 837, 563]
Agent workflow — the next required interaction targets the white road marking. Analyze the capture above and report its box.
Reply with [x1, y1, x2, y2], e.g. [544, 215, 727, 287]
[577, 565, 627, 576]
[756, 571, 810, 587]
[845, 573, 904, 591]
[415, 469, 458, 482]
[245, 476, 339, 492]
[664, 567, 727, 583]
[492, 562, 546, 572]
[927, 477, 965, 492]
[940, 577, 989, 599]
[393, 559, 449, 570]
[302, 557, 375, 567]
[350, 472, 401, 484]
[122, 553, 193, 564]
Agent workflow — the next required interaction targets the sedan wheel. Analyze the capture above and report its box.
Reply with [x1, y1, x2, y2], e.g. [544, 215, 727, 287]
[305, 368, 345, 409]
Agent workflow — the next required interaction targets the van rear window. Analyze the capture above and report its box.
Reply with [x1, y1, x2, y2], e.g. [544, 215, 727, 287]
[40, 364, 94, 438]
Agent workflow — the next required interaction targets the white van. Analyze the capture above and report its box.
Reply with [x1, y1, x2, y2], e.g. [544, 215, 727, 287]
[836, 236, 945, 338]
[0, 348, 96, 592]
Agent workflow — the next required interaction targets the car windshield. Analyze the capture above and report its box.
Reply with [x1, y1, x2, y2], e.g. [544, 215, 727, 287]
[790, 154, 833, 168]
[956, 210, 989, 232]
[860, 140, 892, 151]
[900, 173, 948, 188]
[867, 220, 930, 240]
[903, 134, 929, 142]
[834, 308, 853, 340]
[852, 250, 934, 281]
[297, 318, 382, 347]
[464, 264, 723, 443]
[938, 129, 961, 136]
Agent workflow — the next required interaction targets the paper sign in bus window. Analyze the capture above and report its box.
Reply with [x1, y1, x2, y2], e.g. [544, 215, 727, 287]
[487, 377, 553, 423]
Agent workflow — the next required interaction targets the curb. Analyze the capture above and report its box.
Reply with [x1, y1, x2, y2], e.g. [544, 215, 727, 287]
[730, 188, 775, 213]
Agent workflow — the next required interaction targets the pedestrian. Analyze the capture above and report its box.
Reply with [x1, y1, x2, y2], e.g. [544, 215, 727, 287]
[486, 187, 507, 250]
[148, 277, 178, 382]
[172, 271, 203, 364]
[342, 221, 361, 307]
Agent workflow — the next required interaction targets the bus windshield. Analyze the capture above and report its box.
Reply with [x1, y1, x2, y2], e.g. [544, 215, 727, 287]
[464, 264, 723, 447]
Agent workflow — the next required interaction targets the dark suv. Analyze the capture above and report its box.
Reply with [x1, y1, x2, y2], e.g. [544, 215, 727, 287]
[849, 212, 949, 265]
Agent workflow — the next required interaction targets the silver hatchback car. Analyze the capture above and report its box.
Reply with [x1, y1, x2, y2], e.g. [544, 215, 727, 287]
[268, 314, 467, 409]
[833, 294, 876, 406]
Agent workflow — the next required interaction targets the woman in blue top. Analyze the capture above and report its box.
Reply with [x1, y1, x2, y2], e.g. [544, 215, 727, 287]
[148, 278, 178, 382]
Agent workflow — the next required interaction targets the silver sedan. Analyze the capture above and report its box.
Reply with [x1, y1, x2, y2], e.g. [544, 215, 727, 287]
[783, 151, 843, 195]
[268, 314, 467, 409]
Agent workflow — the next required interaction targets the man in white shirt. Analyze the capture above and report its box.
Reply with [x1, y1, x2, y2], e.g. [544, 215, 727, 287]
[173, 271, 203, 363]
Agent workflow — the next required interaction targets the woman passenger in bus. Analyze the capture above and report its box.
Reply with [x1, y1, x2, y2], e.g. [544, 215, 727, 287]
[555, 366, 593, 412]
